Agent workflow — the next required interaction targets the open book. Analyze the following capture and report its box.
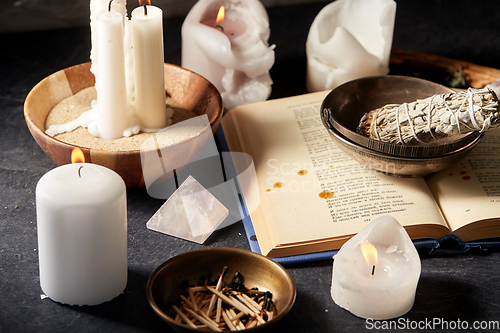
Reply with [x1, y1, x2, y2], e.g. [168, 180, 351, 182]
[221, 90, 500, 258]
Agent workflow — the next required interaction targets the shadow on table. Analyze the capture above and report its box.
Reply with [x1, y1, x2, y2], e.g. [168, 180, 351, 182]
[65, 268, 167, 331]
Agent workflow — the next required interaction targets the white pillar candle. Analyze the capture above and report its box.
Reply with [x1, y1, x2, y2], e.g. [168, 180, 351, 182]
[306, 0, 396, 92]
[131, 4, 168, 129]
[331, 215, 421, 319]
[96, 8, 130, 140]
[182, 0, 275, 110]
[36, 155, 127, 306]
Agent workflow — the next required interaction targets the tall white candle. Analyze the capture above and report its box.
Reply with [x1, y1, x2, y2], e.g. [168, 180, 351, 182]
[331, 215, 421, 319]
[182, 0, 275, 110]
[90, 0, 127, 77]
[36, 155, 127, 306]
[96, 8, 130, 140]
[131, 5, 168, 129]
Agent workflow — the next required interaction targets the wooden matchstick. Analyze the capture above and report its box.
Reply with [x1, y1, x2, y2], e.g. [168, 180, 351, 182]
[171, 304, 197, 329]
[179, 294, 193, 309]
[221, 310, 237, 331]
[216, 297, 222, 323]
[188, 287, 200, 312]
[205, 285, 253, 316]
[183, 307, 221, 332]
[190, 286, 207, 292]
[228, 309, 245, 330]
[235, 294, 260, 313]
[206, 266, 228, 316]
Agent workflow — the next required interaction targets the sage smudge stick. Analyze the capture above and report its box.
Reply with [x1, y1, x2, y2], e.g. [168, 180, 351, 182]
[357, 88, 500, 144]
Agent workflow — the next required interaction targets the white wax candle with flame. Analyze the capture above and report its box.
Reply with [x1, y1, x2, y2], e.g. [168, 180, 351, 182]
[182, 0, 275, 110]
[36, 149, 127, 306]
[131, 3, 168, 129]
[331, 215, 421, 319]
[95, 7, 131, 140]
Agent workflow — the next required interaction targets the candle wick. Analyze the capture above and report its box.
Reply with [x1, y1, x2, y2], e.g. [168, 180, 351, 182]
[143, 4, 148, 16]
[215, 25, 224, 32]
[108, 0, 113, 12]
[173, 168, 179, 188]
[371, 265, 375, 276]
[78, 166, 83, 178]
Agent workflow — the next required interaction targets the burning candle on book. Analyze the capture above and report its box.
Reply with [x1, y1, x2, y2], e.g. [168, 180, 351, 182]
[181, 0, 275, 110]
[331, 215, 421, 319]
[36, 148, 127, 305]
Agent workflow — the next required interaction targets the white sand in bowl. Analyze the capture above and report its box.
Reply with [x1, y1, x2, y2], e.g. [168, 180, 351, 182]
[45, 87, 201, 151]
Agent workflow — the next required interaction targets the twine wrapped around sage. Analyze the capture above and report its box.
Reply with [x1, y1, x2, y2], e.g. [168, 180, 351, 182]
[357, 88, 500, 144]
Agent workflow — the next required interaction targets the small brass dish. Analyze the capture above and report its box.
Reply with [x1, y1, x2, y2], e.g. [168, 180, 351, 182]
[147, 247, 296, 332]
[321, 76, 482, 177]
[24, 62, 223, 188]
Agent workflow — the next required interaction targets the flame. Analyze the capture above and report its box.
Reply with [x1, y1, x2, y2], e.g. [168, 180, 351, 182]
[360, 242, 378, 267]
[138, 0, 151, 6]
[216, 6, 225, 25]
[71, 148, 85, 164]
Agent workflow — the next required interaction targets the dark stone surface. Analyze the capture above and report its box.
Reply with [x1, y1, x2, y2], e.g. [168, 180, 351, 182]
[1, 1, 500, 332]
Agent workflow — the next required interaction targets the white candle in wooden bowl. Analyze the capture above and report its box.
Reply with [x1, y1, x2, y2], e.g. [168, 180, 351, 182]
[182, 0, 275, 110]
[95, 6, 130, 140]
[90, 0, 127, 77]
[132, 3, 169, 129]
[331, 215, 421, 319]
[36, 148, 127, 306]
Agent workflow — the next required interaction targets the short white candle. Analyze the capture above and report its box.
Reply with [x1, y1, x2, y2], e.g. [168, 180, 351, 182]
[36, 152, 127, 306]
[131, 4, 168, 129]
[96, 8, 130, 140]
[331, 215, 421, 319]
[182, 0, 275, 110]
[306, 0, 396, 92]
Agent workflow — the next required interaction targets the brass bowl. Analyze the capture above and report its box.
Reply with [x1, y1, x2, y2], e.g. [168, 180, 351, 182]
[24, 62, 223, 188]
[147, 247, 296, 332]
[321, 76, 482, 177]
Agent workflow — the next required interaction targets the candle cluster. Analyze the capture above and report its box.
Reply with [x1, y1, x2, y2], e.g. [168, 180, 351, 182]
[92, 0, 171, 139]
[46, 0, 172, 141]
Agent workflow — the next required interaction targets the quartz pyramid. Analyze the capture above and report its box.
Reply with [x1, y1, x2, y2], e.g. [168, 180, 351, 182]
[146, 175, 229, 244]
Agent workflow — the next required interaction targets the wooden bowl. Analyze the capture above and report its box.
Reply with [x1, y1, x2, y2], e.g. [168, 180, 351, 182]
[24, 62, 223, 188]
[147, 247, 296, 332]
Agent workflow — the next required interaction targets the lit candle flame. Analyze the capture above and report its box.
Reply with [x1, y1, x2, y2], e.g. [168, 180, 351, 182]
[360, 242, 378, 270]
[71, 148, 85, 164]
[216, 6, 225, 25]
[138, 0, 151, 5]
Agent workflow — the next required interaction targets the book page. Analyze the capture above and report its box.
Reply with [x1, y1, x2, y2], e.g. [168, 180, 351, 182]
[426, 128, 500, 237]
[222, 91, 448, 257]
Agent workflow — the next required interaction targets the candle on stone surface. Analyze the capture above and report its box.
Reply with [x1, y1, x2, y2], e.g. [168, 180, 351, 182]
[131, 1, 169, 129]
[182, 0, 275, 110]
[306, 0, 396, 92]
[95, 4, 131, 140]
[331, 215, 421, 319]
[36, 148, 127, 306]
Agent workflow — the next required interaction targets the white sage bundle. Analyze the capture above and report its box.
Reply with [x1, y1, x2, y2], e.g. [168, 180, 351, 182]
[357, 88, 500, 144]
